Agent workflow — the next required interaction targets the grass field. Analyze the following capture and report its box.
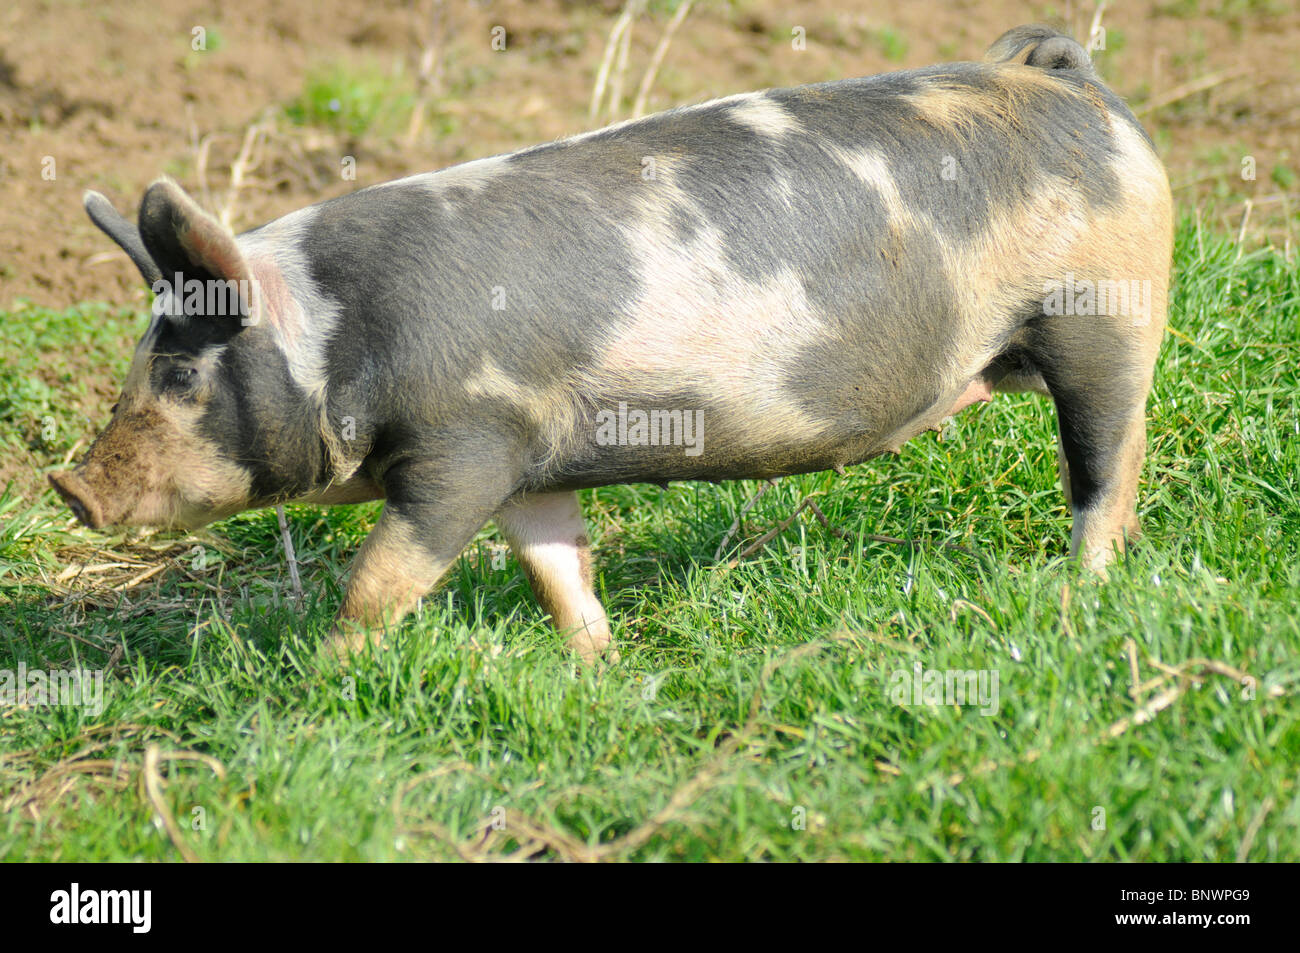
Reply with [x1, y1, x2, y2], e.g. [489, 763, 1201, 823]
[1, 214, 1297, 861]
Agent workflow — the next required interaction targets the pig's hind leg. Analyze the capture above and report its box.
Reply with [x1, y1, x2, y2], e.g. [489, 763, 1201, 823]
[1020, 308, 1164, 572]
[495, 491, 615, 664]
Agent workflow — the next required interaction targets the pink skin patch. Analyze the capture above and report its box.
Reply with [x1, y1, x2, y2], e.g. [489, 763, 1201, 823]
[946, 378, 994, 417]
[245, 252, 305, 348]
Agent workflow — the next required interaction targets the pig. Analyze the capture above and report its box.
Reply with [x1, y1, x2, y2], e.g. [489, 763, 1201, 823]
[51, 24, 1171, 663]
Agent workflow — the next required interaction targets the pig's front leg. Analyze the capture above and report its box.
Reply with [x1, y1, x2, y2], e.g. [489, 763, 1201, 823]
[495, 491, 615, 664]
[328, 452, 519, 657]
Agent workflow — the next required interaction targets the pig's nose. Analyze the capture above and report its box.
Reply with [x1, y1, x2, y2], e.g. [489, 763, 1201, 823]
[48, 472, 101, 529]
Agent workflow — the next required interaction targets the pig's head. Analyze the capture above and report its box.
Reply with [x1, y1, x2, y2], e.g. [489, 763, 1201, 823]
[50, 180, 322, 531]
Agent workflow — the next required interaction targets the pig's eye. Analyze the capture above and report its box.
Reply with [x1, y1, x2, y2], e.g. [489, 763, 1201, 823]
[163, 365, 199, 393]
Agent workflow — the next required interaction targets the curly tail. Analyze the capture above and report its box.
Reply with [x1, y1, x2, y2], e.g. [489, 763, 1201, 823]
[985, 24, 1094, 73]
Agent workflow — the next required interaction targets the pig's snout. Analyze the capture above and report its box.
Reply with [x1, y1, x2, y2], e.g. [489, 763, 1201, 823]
[49, 470, 105, 529]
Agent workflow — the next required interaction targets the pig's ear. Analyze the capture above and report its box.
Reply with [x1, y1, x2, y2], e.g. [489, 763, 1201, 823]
[84, 190, 163, 287]
[137, 178, 256, 320]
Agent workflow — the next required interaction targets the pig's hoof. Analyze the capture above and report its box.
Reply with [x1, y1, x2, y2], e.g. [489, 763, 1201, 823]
[323, 624, 381, 664]
[568, 631, 620, 668]
[1076, 533, 1139, 579]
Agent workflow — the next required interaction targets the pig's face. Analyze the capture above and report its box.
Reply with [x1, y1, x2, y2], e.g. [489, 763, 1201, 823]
[50, 332, 253, 531]
[50, 181, 277, 531]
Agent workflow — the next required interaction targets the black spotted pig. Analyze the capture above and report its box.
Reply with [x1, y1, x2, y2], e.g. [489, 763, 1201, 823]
[51, 25, 1170, 662]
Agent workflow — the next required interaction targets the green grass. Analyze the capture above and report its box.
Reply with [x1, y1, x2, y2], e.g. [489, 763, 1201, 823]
[0, 301, 140, 471]
[284, 61, 418, 140]
[1, 215, 1298, 861]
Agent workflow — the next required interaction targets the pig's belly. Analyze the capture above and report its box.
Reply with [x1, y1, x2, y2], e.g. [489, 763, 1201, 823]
[534, 373, 990, 492]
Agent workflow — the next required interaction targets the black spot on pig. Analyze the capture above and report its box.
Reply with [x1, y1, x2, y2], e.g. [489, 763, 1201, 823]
[780, 216, 963, 439]
[199, 332, 326, 501]
[301, 181, 640, 427]
[763, 65, 1131, 243]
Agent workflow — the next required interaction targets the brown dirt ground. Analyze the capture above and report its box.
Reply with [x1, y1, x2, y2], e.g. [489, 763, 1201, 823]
[1, 0, 1296, 307]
